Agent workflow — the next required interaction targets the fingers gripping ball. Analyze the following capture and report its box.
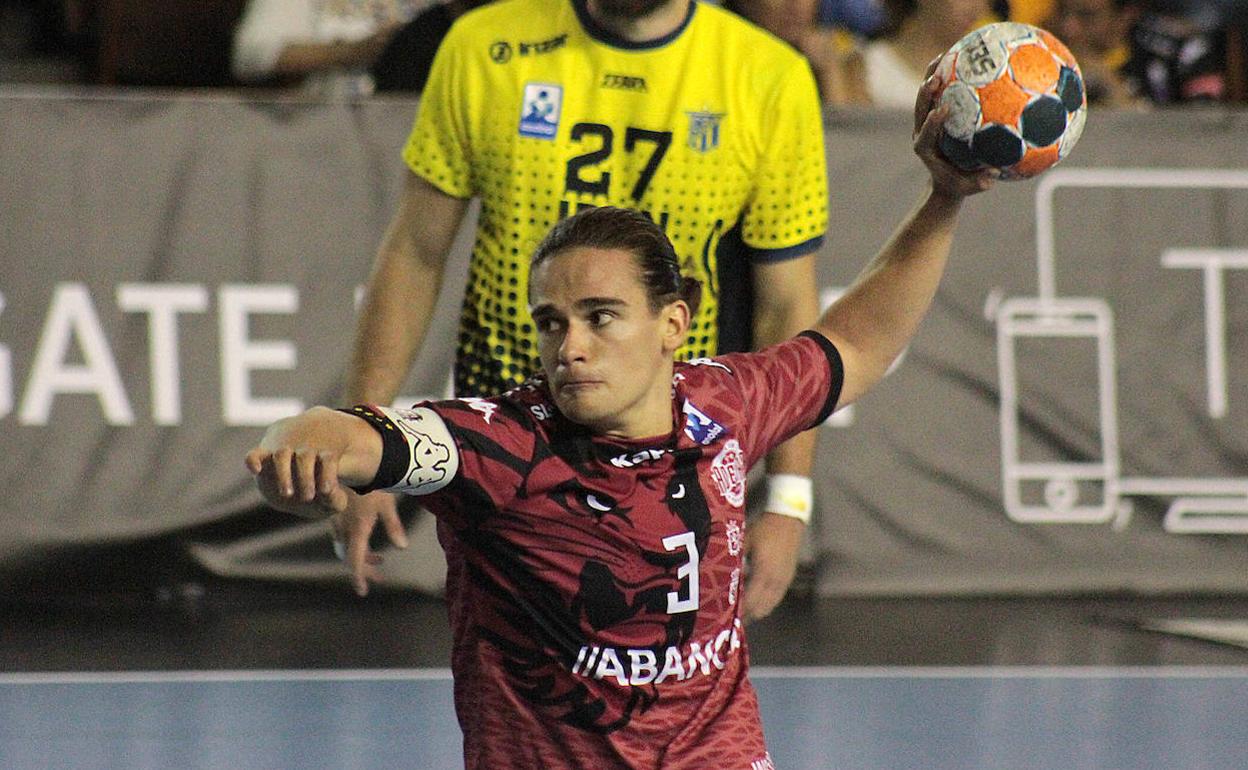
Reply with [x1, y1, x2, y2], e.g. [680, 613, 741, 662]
[933, 22, 1087, 180]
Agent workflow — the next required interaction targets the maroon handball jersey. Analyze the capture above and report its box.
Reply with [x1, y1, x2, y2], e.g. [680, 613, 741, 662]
[352, 331, 842, 769]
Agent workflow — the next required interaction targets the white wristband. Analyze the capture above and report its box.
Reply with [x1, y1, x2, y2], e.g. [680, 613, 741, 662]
[764, 474, 813, 525]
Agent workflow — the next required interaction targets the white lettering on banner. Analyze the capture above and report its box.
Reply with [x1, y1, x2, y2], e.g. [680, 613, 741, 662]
[0, 283, 457, 428]
[19, 283, 134, 425]
[218, 285, 303, 426]
[570, 619, 743, 685]
[117, 284, 209, 425]
[1160, 249, 1248, 420]
[2, 282, 408, 427]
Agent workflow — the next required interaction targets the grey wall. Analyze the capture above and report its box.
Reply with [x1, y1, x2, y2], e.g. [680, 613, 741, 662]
[2, 90, 1246, 593]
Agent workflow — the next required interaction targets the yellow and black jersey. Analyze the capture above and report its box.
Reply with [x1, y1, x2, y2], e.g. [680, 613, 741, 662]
[404, 0, 828, 396]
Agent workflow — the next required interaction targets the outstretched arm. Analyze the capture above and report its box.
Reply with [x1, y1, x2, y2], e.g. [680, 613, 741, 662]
[244, 407, 383, 518]
[814, 76, 995, 409]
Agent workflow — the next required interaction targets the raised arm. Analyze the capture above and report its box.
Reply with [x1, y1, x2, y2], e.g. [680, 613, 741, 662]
[814, 78, 995, 409]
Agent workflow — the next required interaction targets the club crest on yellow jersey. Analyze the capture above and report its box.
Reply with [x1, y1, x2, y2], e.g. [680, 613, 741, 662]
[685, 109, 724, 153]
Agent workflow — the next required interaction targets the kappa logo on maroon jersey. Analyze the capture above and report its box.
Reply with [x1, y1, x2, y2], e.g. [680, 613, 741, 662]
[391, 408, 455, 492]
[687, 357, 732, 373]
[610, 448, 667, 468]
[460, 397, 498, 424]
[710, 439, 746, 507]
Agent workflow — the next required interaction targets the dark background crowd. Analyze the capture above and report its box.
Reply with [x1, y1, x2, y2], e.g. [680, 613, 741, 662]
[0, 0, 1245, 105]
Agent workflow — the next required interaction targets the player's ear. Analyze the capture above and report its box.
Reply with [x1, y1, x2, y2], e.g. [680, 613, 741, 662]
[660, 299, 691, 353]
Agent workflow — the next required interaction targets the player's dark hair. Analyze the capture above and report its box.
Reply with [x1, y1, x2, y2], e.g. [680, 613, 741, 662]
[531, 206, 702, 316]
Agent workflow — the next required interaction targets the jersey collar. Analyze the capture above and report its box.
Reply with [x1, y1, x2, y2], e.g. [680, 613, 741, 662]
[571, 0, 696, 51]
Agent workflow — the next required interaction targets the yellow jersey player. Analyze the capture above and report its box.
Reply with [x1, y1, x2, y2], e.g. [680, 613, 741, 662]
[404, 0, 828, 393]
[346, 0, 829, 623]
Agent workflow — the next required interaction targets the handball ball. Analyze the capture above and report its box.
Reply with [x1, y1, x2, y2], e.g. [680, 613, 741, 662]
[933, 22, 1087, 180]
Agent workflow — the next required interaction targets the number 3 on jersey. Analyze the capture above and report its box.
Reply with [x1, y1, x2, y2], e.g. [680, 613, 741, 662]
[662, 531, 700, 614]
[565, 123, 672, 203]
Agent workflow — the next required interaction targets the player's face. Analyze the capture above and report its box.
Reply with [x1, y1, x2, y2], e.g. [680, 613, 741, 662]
[529, 246, 689, 439]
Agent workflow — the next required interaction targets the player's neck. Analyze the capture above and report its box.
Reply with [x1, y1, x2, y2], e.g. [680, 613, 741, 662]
[596, 367, 679, 441]
[584, 0, 691, 43]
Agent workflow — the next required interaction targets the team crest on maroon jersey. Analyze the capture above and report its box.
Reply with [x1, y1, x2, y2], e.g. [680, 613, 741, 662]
[710, 439, 746, 507]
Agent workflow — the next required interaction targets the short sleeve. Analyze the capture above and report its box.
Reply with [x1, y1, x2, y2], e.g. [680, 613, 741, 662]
[718, 331, 842, 462]
[401, 20, 475, 198]
[740, 57, 829, 262]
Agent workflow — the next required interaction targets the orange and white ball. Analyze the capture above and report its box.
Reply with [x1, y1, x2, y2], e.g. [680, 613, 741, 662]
[933, 22, 1088, 180]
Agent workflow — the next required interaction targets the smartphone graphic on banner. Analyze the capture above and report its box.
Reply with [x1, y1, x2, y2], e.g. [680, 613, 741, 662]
[997, 298, 1121, 524]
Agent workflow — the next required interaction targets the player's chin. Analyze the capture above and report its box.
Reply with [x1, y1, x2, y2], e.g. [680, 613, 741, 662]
[553, 390, 608, 427]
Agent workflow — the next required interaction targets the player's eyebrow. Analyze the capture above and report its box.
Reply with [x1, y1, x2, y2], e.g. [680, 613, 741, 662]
[530, 296, 627, 318]
[573, 297, 627, 311]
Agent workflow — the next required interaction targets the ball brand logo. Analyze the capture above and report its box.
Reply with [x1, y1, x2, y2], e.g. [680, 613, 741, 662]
[964, 35, 999, 77]
[710, 439, 746, 507]
[936, 22, 1087, 179]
